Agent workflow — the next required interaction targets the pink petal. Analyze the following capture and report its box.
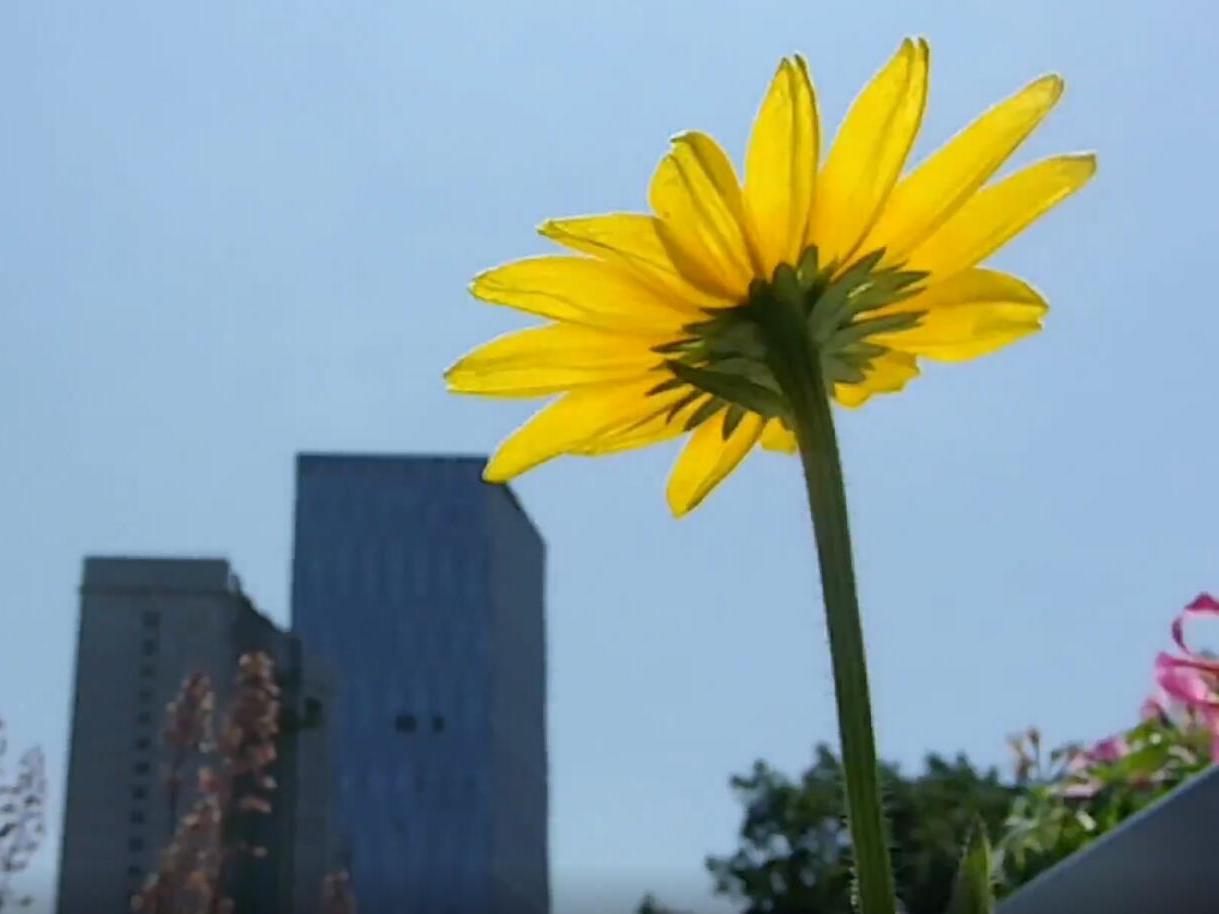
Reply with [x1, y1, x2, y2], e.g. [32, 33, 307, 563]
[1064, 748, 1092, 774]
[1156, 653, 1219, 707]
[1139, 695, 1167, 721]
[1091, 735, 1129, 763]
[1186, 593, 1219, 613]
[1058, 779, 1101, 799]
[1172, 594, 1219, 658]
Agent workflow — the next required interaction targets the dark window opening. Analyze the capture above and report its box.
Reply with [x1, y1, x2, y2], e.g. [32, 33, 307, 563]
[134, 737, 151, 751]
[132, 786, 148, 801]
[141, 639, 157, 656]
[138, 664, 155, 679]
[141, 610, 159, 628]
[127, 865, 143, 879]
[137, 687, 153, 702]
[128, 837, 144, 852]
[432, 714, 445, 733]
[394, 713, 417, 734]
[130, 810, 146, 825]
[136, 711, 152, 725]
[303, 697, 324, 727]
[132, 762, 150, 776]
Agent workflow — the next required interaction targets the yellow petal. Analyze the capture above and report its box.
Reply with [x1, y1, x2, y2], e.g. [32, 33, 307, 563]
[745, 56, 820, 274]
[666, 410, 765, 516]
[649, 132, 759, 299]
[571, 392, 708, 456]
[905, 154, 1097, 278]
[873, 269, 1047, 361]
[446, 324, 664, 397]
[471, 256, 695, 334]
[539, 214, 729, 311]
[833, 349, 920, 408]
[484, 376, 680, 481]
[808, 38, 929, 267]
[759, 419, 798, 454]
[866, 75, 1064, 263]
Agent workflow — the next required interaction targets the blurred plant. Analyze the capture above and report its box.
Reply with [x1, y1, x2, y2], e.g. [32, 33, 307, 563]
[636, 894, 691, 914]
[641, 594, 1219, 913]
[163, 673, 215, 835]
[320, 869, 358, 914]
[994, 593, 1218, 893]
[132, 653, 281, 914]
[693, 746, 1011, 914]
[0, 720, 46, 911]
[1153, 593, 1219, 755]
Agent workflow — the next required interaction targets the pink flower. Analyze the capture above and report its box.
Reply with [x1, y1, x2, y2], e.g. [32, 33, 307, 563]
[1139, 693, 1167, 721]
[1090, 735, 1129, 763]
[1155, 594, 1219, 760]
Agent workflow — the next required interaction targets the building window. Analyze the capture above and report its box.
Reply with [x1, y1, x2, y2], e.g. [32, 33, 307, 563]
[432, 714, 445, 733]
[141, 610, 159, 628]
[394, 713, 417, 734]
[134, 737, 151, 751]
[128, 837, 144, 853]
[136, 711, 152, 725]
[138, 663, 155, 679]
[133, 762, 150, 776]
[132, 786, 148, 801]
[137, 687, 153, 702]
[303, 697, 324, 727]
[141, 638, 157, 656]
[127, 865, 143, 879]
[130, 810, 146, 825]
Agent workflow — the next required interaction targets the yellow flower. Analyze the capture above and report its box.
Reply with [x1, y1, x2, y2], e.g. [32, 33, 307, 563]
[448, 38, 1095, 516]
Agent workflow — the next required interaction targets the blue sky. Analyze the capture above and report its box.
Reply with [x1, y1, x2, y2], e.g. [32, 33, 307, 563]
[2, 1, 1217, 911]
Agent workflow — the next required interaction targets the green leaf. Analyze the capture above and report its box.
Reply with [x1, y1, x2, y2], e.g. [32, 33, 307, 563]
[944, 822, 994, 914]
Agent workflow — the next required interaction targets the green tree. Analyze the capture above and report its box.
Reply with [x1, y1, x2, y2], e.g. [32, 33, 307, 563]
[650, 746, 1013, 914]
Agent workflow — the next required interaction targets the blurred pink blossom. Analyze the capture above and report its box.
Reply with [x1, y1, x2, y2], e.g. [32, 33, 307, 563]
[1154, 593, 1219, 760]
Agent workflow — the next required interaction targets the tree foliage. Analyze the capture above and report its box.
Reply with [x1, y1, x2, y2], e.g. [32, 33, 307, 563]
[702, 745, 1011, 914]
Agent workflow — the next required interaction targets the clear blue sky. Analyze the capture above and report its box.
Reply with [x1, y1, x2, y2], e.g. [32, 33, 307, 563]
[2, 1, 1216, 911]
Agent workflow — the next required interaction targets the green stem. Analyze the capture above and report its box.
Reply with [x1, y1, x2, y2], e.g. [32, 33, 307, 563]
[785, 355, 897, 914]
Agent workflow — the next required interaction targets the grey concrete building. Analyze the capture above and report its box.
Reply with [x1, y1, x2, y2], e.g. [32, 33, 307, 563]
[56, 557, 337, 914]
[291, 454, 550, 914]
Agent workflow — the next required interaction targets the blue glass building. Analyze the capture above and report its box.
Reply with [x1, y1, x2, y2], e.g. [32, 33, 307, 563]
[290, 455, 549, 913]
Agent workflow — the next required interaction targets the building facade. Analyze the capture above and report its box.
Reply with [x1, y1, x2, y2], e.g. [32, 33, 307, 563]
[56, 557, 336, 914]
[291, 454, 549, 914]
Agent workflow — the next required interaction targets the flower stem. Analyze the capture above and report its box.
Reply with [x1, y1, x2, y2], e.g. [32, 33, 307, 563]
[786, 357, 897, 914]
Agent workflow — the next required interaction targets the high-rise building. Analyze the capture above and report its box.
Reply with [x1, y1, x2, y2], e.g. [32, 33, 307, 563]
[291, 454, 549, 914]
[57, 557, 337, 914]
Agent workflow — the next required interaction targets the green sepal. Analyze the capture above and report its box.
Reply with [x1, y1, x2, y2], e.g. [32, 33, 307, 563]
[683, 396, 724, 431]
[770, 263, 804, 311]
[647, 376, 686, 396]
[823, 359, 868, 385]
[831, 311, 924, 348]
[722, 404, 747, 439]
[667, 360, 787, 420]
[665, 389, 702, 422]
[652, 338, 699, 356]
